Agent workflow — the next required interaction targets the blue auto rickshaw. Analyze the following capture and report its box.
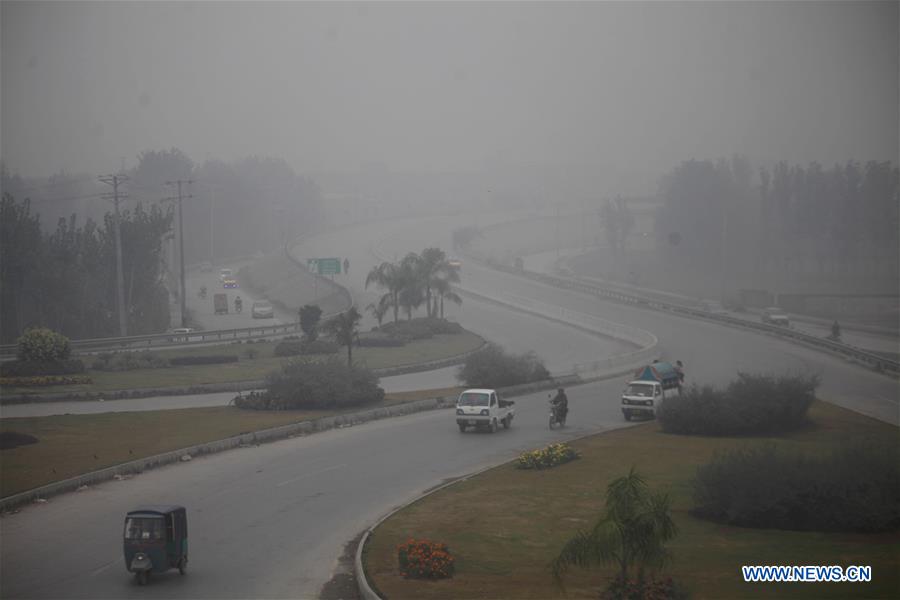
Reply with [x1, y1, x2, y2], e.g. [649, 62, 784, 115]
[123, 505, 188, 585]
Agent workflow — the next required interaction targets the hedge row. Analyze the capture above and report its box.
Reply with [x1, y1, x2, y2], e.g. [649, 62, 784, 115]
[168, 355, 239, 366]
[0, 359, 86, 377]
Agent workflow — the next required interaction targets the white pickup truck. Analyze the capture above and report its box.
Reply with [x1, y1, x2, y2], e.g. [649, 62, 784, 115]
[455, 388, 515, 433]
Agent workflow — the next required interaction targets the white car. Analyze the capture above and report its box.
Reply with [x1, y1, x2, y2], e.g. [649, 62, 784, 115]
[762, 307, 790, 327]
[219, 268, 233, 282]
[251, 301, 274, 319]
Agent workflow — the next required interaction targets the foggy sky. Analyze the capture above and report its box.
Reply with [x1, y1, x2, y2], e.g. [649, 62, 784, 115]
[2, 1, 897, 184]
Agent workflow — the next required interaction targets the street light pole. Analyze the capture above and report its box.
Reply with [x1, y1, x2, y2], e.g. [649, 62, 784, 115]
[165, 180, 193, 327]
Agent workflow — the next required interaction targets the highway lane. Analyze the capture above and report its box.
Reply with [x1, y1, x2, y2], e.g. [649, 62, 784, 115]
[1, 380, 634, 599]
[2, 213, 896, 600]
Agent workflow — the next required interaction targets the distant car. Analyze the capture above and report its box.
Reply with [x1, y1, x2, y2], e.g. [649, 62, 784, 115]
[762, 307, 790, 327]
[219, 268, 233, 282]
[169, 327, 195, 342]
[251, 301, 274, 319]
[223, 278, 239, 289]
[198, 261, 213, 272]
[699, 300, 728, 315]
[448, 257, 462, 269]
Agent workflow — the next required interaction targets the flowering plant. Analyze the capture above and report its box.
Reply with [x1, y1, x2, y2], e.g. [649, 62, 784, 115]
[0, 375, 92, 387]
[516, 443, 579, 469]
[397, 538, 455, 579]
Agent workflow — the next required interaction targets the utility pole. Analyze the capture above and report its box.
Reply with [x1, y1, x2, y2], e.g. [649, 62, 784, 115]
[99, 174, 129, 337]
[165, 180, 193, 327]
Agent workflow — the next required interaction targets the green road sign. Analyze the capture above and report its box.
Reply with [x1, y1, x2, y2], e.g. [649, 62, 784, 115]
[308, 257, 341, 275]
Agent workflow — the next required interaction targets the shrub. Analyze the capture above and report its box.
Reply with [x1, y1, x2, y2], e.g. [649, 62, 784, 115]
[0, 432, 39, 450]
[457, 342, 550, 388]
[379, 318, 462, 341]
[658, 372, 818, 435]
[274, 339, 339, 357]
[356, 333, 405, 348]
[91, 351, 169, 371]
[168, 355, 239, 366]
[16, 328, 71, 362]
[603, 576, 688, 600]
[234, 358, 384, 410]
[0, 375, 93, 387]
[397, 539, 455, 579]
[692, 443, 900, 532]
[299, 304, 323, 342]
[517, 443, 579, 470]
[0, 359, 85, 377]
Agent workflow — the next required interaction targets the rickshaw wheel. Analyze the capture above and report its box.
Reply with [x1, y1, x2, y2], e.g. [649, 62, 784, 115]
[136, 571, 148, 585]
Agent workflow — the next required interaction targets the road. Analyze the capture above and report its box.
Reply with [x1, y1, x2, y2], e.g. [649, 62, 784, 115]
[2, 213, 897, 600]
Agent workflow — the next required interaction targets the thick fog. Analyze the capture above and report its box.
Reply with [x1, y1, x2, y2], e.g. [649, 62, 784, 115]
[2, 1, 897, 193]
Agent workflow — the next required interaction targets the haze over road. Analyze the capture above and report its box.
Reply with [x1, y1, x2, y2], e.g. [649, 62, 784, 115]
[2, 214, 896, 600]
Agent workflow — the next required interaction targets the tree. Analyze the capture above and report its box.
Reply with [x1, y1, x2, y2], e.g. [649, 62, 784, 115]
[0, 194, 42, 341]
[365, 295, 391, 328]
[432, 276, 462, 319]
[322, 306, 361, 366]
[365, 261, 404, 323]
[551, 468, 677, 590]
[299, 304, 323, 341]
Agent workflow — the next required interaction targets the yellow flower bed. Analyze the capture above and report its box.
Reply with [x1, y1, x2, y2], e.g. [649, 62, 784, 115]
[516, 442, 579, 469]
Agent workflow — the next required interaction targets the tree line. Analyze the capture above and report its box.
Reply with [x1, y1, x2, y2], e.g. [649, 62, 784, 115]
[364, 248, 462, 326]
[655, 157, 898, 288]
[0, 193, 172, 343]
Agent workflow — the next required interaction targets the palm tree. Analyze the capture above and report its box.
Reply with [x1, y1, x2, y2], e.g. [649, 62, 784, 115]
[398, 253, 425, 320]
[551, 468, 677, 589]
[365, 295, 391, 329]
[365, 262, 403, 323]
[432, 276, 462, 319]
[322, 306, 361, 366]
[418, 247, 460, 318]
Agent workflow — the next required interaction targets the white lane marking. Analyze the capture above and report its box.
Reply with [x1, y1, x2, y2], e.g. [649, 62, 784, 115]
[91, 559, 117, 576]
[276, 464, 347, 488]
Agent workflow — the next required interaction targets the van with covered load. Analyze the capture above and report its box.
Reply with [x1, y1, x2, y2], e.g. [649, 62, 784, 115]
[621, 361, 682, 421]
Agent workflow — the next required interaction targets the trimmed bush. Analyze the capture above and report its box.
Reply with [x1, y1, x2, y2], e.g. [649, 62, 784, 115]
[91, 351, 169, 371]
[234, 357, 384, 410]
[0, 432, 39, 450]
[169, 355, 238, 366]
[457, 342, 550, 388]
[397, 539, 455, 580]
[658, 372, 818, 435]
[692, 443, 900, 532]
[379, 317, 463, 341]
[16, 328, 71, 362]
[0, 359, 85, 377]
[357, 334, 405, 348]
[274, 339, 339, 357]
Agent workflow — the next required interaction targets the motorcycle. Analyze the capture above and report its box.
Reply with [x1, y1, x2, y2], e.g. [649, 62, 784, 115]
[198, 286, 207, 299]
[234, 300, 243, 314]
[548, 398, 566, 429]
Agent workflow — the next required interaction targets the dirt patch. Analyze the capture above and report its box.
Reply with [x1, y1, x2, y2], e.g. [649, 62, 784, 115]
[319, 532, 363, 600]
[0, 432, 39, 450]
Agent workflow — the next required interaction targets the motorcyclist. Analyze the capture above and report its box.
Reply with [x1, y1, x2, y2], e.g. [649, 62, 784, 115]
[550, 388, 569, 424]
[199, 285, 207, 298]
[234, 296, 243, 312]
[675, 360, 685, 385]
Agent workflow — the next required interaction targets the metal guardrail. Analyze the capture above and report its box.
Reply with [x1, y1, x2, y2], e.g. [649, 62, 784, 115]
[462, 251, 900, 375]
[0, 322, 303, 357]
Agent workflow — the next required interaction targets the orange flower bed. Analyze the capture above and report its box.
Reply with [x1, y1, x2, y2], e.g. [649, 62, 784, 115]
[397, 538, 455, 579]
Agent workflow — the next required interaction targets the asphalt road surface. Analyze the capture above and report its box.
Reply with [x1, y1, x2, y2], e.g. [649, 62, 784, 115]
[2, 213, 897, 600]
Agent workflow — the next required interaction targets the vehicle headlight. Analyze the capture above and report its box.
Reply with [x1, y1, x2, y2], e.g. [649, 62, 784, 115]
[480, 409, 488, 416]
[456, 408, 463, 415]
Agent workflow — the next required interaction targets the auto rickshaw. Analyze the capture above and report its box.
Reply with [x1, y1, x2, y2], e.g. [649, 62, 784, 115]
[123, 505, 188, 585]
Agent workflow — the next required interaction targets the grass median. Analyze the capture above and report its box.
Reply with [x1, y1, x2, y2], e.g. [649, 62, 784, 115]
[0, 386, 464, 498]
[363, 401, 899, 599]
[2, 332, 483, 395]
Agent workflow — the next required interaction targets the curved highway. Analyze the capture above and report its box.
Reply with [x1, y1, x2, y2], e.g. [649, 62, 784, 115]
[2, 213, 897, 600]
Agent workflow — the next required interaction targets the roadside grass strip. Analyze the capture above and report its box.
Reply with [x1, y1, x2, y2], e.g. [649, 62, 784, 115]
[0, 387, 463, 497]
[1, 332, 483, 395]
[363, 401, 900, 599]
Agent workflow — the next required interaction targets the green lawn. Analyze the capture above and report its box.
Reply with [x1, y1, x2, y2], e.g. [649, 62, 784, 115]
[3, 332, 483, 394]
[0, 386, 464, 497]
[363, 401, 900, 599]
